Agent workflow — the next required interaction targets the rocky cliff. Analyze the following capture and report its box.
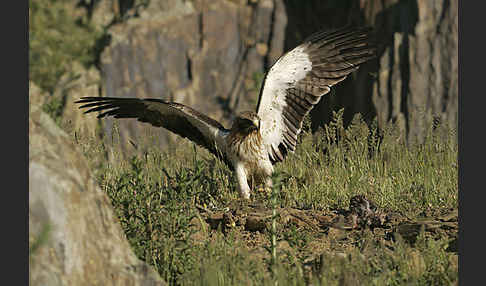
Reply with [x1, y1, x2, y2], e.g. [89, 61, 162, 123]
[29, 84, 165, 285]
[370, 0, 458, 143]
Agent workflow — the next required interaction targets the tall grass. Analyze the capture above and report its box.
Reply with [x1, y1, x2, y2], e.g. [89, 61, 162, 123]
[73, 111, 457, 285]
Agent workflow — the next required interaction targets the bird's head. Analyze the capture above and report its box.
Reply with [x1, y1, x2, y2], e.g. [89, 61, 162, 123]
[233, 111, 261, 134]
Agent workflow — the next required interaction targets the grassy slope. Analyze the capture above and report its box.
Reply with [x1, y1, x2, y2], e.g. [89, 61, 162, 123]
[74, 111, 458, 285]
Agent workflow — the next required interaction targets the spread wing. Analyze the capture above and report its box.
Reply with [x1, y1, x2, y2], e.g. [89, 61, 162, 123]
[75, 97, 231, 166]
[256, 26, 376, 164]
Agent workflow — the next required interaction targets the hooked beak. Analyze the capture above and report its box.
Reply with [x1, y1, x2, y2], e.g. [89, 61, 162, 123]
[243, 119, 259, 132]
[252, 119, 260, 131]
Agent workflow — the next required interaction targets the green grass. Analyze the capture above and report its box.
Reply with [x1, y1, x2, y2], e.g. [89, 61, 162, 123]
[29, 0, 104, 93]
[73, 111, 458, 285]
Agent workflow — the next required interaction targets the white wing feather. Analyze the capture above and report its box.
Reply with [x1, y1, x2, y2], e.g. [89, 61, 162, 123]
[256, 26, 376, 163]
[257, 46, 312, 162]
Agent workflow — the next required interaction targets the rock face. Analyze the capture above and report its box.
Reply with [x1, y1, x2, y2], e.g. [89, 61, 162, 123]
[283, 0, 458, 142]
[29, 85, 165, 285]
[98, 0, 285, 156]
[61, 62, 102, 138]
[370, 0, 458, 143]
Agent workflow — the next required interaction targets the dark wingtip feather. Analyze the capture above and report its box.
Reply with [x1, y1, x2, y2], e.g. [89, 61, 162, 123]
[304, 25, 374, 46]
[75, 96, 105, 103]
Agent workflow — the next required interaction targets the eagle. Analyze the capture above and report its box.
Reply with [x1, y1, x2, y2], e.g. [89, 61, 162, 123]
[76, 26, 376, 200]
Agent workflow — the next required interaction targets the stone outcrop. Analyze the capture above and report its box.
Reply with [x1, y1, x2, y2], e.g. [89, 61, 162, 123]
[60, 62, 102, 138]
[29, 84, 165, 285]
[370, 0, 458, 143]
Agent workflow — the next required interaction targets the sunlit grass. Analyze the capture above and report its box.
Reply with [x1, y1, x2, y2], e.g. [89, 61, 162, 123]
[72, 110, 458, 285]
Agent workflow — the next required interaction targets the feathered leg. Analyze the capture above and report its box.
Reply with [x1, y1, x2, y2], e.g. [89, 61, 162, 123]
[235, 164, 251, 199]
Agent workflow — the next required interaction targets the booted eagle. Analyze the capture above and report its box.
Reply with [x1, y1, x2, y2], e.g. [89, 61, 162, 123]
[76, 26, 376, 199]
